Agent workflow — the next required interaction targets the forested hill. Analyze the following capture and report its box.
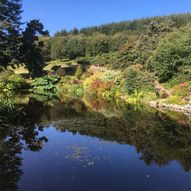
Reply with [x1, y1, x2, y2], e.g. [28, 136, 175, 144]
[49, 13, 191, 83]
[55, 13, 191, 36]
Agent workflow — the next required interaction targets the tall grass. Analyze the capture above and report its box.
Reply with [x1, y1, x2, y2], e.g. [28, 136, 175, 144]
[0, 98, 24, 127]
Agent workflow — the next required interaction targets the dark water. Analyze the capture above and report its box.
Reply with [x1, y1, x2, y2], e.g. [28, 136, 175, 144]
[1, 95, 191, 191]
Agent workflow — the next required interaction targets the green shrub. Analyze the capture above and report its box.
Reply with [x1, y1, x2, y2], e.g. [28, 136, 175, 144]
[0, 70, 14, 82]
[31, 76, 60, 96]
[58, 76, 83, 97]
[0, 72, 27, 95]
[165, 81, 191, 105]
[153, 24, 191, 82]
[89, 52, 119, 68]
[76, 57, 91, 66]
[83, 70, 120, 99]
[75, 65, 83, 78]
[100, 70, 120, 84]
[164, 74, 191, 88]
[0, 82, 15, 97]
[8, 75, 27, 90]
[124, 66, 156, 94]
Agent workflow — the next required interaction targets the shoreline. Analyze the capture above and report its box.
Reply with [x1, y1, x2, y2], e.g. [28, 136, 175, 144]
[150, 100, 191, 116]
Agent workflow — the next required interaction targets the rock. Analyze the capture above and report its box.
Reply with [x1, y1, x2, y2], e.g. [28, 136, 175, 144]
[154, 81, 171, 98]
[149, 101, 191, 116]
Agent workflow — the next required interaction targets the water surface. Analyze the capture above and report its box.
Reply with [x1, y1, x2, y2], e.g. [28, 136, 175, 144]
[1, 95, 191, 191]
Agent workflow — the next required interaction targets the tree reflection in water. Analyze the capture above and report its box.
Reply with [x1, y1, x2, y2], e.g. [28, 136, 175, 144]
[0, 95, 191, 190]
[53, 97, 191, 172]
[0, 123, 48, 191]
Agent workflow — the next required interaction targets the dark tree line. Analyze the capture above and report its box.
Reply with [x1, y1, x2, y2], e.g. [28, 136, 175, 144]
[55, 13, 191, 36]
[0, 0, 49, 77]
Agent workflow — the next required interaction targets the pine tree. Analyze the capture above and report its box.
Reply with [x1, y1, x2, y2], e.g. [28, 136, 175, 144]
[0, 0, 22, 67]
[22, 20, 49, 78]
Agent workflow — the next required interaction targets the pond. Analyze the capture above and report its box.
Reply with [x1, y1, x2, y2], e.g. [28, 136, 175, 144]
[0, 95, 191, 191]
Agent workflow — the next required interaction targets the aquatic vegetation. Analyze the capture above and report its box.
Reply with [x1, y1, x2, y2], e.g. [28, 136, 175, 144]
[0, 98, 25, 127]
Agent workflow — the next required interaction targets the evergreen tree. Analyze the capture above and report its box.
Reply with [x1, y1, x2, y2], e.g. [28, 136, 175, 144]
[0, 0, 22, 67]
[22, 20, 49, 78]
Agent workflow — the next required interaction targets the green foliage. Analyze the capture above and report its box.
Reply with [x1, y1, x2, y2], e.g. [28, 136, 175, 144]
[171, 82, 191, 97]
[164, 81, 191, 105]
[153, 24, 191, 82]
[31, 76, 60, 97]
[50, 13, 191, 77]
[0, 83, 15, 97]
[0, 0, 22, 68]
[0, 71, 27, 95]
[0, 70, 14, 82]
[58, 76, 84, 97]
[83, 69, 120, 99]
[22, 20, 49, 78]
[8, 75, 27, 89]
[100, 70, 120, 83]
[39, 36, 51, 61]
[76, 57, 91, 66]
[115, 19, 175, 70]
[75, 65, 83, 78]
[89, 52, 119, 67]
[55, 13, 191, 36]
[50, 37, 68, 60]
[164, 74, 191, 89]
[166, 95, 185, 105]
[124, 66, 156, 94]
[0, 98, 24, 126]
[109, 32, 131, 51]
[86, 33, 110, 56]
[125, 91, 157, 104]
[66, 36, 86, 59]
[0, 1, 49, 79]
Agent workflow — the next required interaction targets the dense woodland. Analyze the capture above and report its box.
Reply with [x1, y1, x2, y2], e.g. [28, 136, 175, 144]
[48, 13, 191, 82]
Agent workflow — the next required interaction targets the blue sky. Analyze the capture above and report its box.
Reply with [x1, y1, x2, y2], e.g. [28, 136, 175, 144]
[22, 0, 191, 35]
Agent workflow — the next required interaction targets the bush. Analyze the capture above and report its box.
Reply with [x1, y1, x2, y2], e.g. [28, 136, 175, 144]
[0, 82, 15, 97]
[164, 74, 191, 88]
[153, 24, 191, 82]
[0, 72, 27, 95]
[31, 76, 60, 96]
[8, 75, 27, 90]
[75, 65, 83, 78]
[58, 76, 84, 97]
[89, 52, 119, 68]
[76, 57, 91, 66]
[165, 81, 191, 105]
[0, 70, 14, 82]
[100, 70, 120, 83]
[171, 82, 191, 97]
[124, 66, 156, 94]
[83, 70, 119, 99]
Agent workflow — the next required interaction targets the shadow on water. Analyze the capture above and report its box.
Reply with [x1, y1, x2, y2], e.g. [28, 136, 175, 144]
[0, 94, 191, 190]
